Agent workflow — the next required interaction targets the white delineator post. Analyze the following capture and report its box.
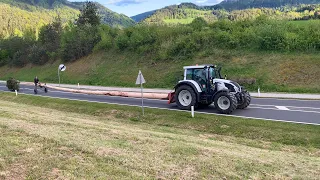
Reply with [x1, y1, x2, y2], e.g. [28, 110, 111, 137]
[258, 87, 261, 97]
[141, 75, 144, 116]
[136, 70, 146, 116]
[58, 68, 60, 87]
[15, 90, 18, 96]
[191, 106, 194, 118]
[78, 83, 80, 89]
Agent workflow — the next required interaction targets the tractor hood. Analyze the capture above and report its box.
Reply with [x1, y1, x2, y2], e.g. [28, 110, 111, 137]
[212, 79, 242, 92]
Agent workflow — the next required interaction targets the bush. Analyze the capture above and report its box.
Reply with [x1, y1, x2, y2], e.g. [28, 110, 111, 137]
[6, 77, 20, 91]
[93, 25, 114, 52]
[115, 33, 130, 50]
[189, 17, 208, 31]
[27, 45, 49, 65]
[257, 24, 286, 50]
[168, 35, 200, 59]
[0, 50, 9, 66]
[11, 50, 28, 67]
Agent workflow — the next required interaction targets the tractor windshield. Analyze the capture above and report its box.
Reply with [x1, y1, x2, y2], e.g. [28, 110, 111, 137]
[209, 67, 215, 79]
[209, 67, 222, 79]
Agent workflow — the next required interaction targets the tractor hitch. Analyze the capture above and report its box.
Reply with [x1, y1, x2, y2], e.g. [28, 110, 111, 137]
[168, 92, 175, 104]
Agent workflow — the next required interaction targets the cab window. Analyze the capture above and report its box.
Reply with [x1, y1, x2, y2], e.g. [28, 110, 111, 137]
[186, 69, 205, 81]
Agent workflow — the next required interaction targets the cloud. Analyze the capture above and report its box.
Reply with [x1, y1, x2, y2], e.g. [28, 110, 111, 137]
[106, 0, 146, 6]
[194, 0, 224, 5]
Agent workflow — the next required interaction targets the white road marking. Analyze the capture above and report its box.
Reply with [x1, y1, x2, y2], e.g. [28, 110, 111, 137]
[251, 104, 320, 110]
[276, 106, 290, 111]
[249, 107, 320, 114]
[253, 97, 320, 101]
[1, 90, 319, 126]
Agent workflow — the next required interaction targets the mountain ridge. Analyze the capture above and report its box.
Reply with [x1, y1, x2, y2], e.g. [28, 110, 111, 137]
[133, 1, 320, 25]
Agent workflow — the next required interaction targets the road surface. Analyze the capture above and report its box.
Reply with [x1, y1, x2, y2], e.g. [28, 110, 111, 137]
[1, 83, 319, 125]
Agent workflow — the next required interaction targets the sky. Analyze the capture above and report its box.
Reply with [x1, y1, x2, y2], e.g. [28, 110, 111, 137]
[72, 0, 224, 17]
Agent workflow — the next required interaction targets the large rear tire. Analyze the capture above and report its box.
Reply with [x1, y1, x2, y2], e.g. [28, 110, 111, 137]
[237, 91, 251, 109]
[214, 91, 237, 114]
[175, 85, 197, 110]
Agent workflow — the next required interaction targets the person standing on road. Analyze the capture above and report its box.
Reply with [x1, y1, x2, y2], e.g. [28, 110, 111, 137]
[34, 76, 39, 86]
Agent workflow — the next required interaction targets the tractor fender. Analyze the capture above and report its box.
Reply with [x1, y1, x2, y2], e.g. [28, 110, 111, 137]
[175, 80, 202, 101]
[175, 80, 202, 93]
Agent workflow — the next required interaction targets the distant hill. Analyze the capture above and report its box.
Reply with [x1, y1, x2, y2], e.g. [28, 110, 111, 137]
[138, 1, 320, 25]
[131, 10, 156, 22]
[213, 0, 320, 10]
[0, 0, 135, 37]
[141, 3, 217, 25]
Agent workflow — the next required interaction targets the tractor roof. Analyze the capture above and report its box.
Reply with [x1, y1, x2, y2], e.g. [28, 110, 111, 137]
[183, 64, 215, 69]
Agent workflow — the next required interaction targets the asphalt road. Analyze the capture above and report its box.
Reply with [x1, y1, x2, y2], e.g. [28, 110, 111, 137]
[1, 83, 319, 125]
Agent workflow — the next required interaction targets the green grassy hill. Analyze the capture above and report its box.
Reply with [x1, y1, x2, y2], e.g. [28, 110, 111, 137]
[0, 1, 79, 37]
[1, 49, 319, 93]
[0, 0, 135, 37]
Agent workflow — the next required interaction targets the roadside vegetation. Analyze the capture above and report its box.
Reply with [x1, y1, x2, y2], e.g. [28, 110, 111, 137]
[0, 92, 319, 179]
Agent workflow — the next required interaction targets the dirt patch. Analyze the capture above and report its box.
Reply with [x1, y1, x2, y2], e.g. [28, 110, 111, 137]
[95, 147, 124, 157]
[47, 168, 68, 180]
[4, 163, 27, 180]
[275, 61, 320, 86]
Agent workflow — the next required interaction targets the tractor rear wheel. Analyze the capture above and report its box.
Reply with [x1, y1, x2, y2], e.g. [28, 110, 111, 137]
[214, 91, 237, 114]
[175, 85, 197, 110]
[237, 91, 251, 109]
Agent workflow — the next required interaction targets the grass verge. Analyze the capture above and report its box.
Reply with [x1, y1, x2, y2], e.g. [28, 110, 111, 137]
[0, 92, 319, 148]
[0, 92, 319, 179]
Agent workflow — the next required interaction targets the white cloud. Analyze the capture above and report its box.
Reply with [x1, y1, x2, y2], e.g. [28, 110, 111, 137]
[106, 0, 146, 6]
[194, 0, 224, 5]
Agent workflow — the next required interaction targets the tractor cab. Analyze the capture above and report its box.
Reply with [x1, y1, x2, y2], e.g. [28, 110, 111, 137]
[183, 64, 221, 92]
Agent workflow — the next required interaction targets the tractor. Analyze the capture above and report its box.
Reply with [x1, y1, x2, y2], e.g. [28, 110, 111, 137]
[168, 64, 251, 114]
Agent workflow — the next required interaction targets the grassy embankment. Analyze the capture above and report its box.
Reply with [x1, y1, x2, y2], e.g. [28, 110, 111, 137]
[0, 92, 319, 179]
[0, 49, 319, 93]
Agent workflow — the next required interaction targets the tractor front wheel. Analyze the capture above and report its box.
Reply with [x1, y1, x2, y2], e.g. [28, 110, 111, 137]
[214, 91, 237, 114]
[237, 91, 251, 109]
[175, 85, 197, 110]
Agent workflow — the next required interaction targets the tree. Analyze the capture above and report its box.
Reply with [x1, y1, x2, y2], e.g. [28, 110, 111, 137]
[38, 16, 63, 52]
[189, 17, 208, 31]
[76, 1, 101, 26]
